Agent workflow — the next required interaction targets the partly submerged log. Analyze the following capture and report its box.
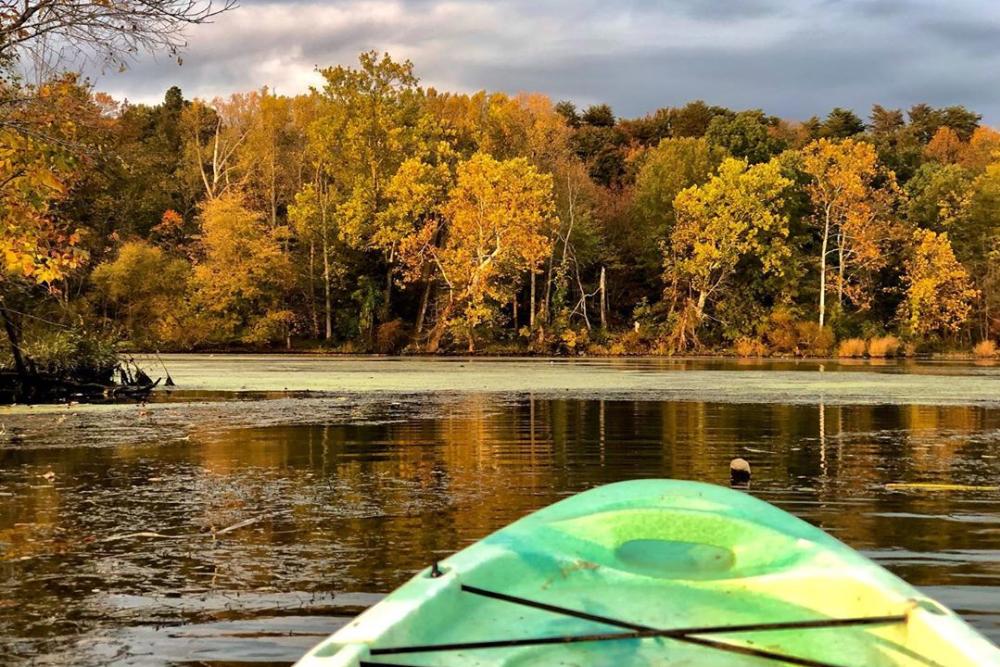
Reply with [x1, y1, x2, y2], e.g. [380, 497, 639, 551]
[0, 361, 162, 404]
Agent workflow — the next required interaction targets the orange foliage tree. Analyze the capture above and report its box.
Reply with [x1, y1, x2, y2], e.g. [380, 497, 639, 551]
[924, 126, 964, 164]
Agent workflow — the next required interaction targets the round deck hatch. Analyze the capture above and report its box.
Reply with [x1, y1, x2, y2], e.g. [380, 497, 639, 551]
[615, 539, 735, 578]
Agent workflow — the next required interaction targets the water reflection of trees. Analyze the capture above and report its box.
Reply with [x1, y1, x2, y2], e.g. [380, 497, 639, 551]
[181, 398, 1000, 582]
[2, 398, 998, 633]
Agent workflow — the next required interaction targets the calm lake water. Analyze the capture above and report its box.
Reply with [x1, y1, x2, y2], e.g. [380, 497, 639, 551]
[1, 356, 999, 664]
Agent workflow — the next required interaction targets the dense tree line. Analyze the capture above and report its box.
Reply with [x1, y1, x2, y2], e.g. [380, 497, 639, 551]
[3, 52, 999, 366]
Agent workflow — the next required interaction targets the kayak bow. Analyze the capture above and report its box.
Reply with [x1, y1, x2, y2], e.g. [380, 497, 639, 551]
[296, 479, 1000, 666]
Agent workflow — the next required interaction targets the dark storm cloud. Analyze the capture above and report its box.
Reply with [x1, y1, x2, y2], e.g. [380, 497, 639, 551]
[919, 18, 1000, 56]
[92, 0, 1000, 124]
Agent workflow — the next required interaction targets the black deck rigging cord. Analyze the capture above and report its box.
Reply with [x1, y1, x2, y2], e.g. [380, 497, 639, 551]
[359, 582, 908, 667]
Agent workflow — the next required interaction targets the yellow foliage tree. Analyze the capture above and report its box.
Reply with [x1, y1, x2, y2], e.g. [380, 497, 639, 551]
[899, 230, 977, 337]
[421, 153, 556, 351]
[0, 130, 83, 285]
[0, 78, 87, 374]
[666, 157, 792, 346]
[191, 193, 294, 343]
[1, 79, 87, 286]
[959, 126, 1000, 172]
[801, 138, 900, 326]
[382, 156, 453, 335]
[91, 240, 190, 346]
[238, 89, 300, 228]
[320, 51, 424, 318]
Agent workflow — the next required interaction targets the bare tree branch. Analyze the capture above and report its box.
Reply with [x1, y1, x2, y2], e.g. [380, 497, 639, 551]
[0, 0, 238, 71]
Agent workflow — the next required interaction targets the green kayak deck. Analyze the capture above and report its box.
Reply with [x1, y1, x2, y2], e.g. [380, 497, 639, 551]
[296, 479, 999, 666]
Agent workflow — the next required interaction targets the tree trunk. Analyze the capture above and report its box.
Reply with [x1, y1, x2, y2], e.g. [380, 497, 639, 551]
[696, 289, 708, 321]
[599, 266, 607, 329]
[512, 292, 518, 330]
[427, 292, 454, 353]
[322, 234, 332, 340]
[270, 145, 278, 229]
[819, 208, 830, 328]
[415, 277, 432, 336]
[982, 259, 993, 339]
[382, 261, 393, 323]
[529, 271, 536, 328]
[542, 256, 555, 325]
[0, 301, 27, 379]
[837, 235, 844, 311]
[308, 240, 319, 338]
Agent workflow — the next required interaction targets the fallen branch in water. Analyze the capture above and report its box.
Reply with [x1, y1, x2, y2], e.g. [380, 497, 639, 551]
[212, 510, 291, 538]
[214, 515, 265, 537]
[98, 512, 289, 544]
[100, 531, 186, 542]
[167, 630, 332, 639]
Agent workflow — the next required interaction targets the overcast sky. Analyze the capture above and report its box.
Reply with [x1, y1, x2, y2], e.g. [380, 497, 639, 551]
[94, 0, 1000, 123]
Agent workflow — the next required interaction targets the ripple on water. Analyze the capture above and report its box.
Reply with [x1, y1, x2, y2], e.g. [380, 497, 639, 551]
[1, 387, 999, 664]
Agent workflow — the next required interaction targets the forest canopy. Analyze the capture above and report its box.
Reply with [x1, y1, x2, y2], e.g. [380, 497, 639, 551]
[3, 51, 1000, 364]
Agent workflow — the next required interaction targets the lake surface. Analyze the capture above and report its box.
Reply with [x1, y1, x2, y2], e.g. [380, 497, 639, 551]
[1, 356, 999, 664]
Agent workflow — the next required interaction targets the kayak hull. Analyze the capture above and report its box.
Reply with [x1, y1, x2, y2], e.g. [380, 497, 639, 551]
[296, 479, 1000, 666]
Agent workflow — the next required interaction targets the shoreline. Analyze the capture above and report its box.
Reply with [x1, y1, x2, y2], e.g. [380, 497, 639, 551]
[125, 348, 997, 363]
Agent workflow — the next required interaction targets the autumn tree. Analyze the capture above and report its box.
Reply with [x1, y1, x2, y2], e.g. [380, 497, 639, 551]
[960, 126, 1000, 172]
[0, 78, 86, 375]
[420, 153, 556, 352]
[470, 92, 538, 159]
[504, 94, 599, 332]
[318, 51, 424, 319]
[801, 138, 900, 326]
[110, 87, 193, 236]
[666, 158, 792, 346]
[924, 127, 963, 164]
[962, 161, 1000, 337]
[381, 156, 453, 338]
[899, 230, 977, 338]
[906, 163, 973, 231]
[908, 156, 1000, 338]
[10, 39, 1000, 360]
[91, 240, 190, 345]
[190, 193, 294, 344]
[0, 0, 232, 384]
[238, 90, 300, 228]
[288, 92, 348, 340]
[181, 94, 255, 201]
[289, 177, 343, 340]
